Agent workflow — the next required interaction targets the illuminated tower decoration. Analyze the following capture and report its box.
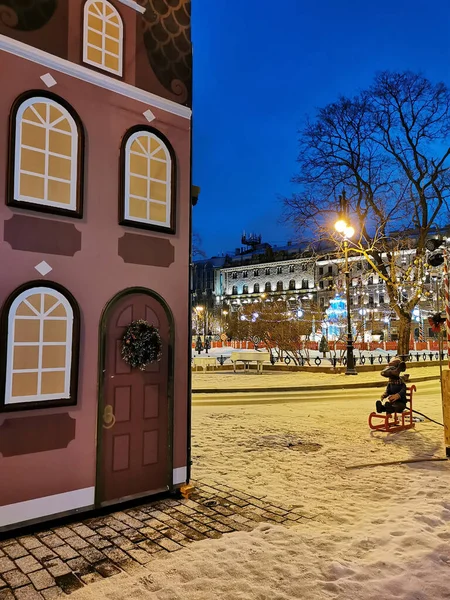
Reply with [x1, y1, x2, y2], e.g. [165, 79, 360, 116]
[325, 295, 347, 340]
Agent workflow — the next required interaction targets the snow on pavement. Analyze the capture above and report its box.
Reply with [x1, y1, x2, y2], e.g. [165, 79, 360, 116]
[192, 364, 441, 389]
[73, 378, 450, 599]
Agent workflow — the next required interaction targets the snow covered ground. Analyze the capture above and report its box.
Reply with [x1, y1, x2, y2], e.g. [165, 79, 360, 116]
[73, 382, 450, 599]
[192, 364, 442, 390]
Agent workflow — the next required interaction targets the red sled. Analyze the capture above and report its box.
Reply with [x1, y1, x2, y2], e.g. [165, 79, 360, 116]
[368, 385, 416, 432]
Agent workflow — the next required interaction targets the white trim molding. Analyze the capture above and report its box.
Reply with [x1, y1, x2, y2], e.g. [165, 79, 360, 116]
[0, 487, 95, 528]
[117, 0, 146, 13]
[0, 35, 191, 120]
[173, 466, 187, 485]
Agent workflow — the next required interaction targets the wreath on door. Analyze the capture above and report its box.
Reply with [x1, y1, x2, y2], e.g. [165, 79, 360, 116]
[121, 320, 162, 370]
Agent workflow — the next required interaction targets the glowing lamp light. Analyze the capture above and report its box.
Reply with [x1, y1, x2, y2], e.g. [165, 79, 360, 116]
[344, 226, 355, 239]
[335, 220, 347, 233]
[297, 309, 304, 318]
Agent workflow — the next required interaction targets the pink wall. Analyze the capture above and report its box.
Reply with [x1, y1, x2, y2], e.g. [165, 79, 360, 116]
[0, 52, 190, 507]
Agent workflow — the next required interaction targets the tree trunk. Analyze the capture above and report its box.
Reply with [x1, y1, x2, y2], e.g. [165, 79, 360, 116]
[397, 314, 412, 361]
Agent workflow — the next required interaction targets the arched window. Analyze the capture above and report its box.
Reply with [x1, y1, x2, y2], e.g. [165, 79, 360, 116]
[83, 0, 123, 76]
[276, 281, 284, 292]
[1, 284, 79, 410]
[302, 279, 309, 289]
[265, 282, 272, 292]
[243, 285, 248, 295]
[232, 285, 238, 295]
[289, 280, 296, 290]
[10, 94, 82, 217]
[253, 283, 260, 294]
[122, 128, 175, 232]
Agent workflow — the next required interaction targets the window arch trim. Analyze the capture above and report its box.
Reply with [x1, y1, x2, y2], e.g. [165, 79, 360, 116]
[7, 90, 85, 219]
[0, 281, 80, 412]
[120, 125, 177, 234]
[83, 0, 124, 77]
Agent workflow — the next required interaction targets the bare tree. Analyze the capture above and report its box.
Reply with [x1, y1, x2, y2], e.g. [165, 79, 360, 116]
[231, 300, 318, 365]
[192, 232, 206, 259]
[284, 71, 450, 357]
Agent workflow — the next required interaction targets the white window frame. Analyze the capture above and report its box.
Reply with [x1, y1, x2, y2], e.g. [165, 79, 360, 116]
[124, 130, 172, 229]
[83, 0, 124, 76]
[5, 287, 74, 405]
[14, 97, 78, 211]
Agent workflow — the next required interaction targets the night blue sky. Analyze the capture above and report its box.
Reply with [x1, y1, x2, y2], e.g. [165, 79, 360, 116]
[191, 0, 450, 257]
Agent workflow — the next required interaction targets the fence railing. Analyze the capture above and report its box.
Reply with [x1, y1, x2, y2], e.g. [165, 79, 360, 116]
[192, 339, 448, 352]
[192, 351, 449, 368]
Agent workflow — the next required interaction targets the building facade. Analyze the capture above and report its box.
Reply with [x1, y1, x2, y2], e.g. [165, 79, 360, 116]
[193, 237, 440, 342]
[0, 0, 192, 531]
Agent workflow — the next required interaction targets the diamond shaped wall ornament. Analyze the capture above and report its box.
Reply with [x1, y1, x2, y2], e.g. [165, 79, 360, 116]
[40, 73, 57, 88]
[35, 261, 53, 276]
[143, 109, 156, 123]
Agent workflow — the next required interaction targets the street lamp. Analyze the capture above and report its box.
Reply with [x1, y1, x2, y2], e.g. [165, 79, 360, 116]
[194, 305, 206, 337]
[334, 213, 357, 375]
[359, 308, 367, 347]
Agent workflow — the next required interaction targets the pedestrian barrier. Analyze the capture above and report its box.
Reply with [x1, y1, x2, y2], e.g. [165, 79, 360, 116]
[191, 351, 449, 368]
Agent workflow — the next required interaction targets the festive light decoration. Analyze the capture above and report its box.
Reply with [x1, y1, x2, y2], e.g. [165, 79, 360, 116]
[324, 295, 347, 340]
[444, 248, 450, 366]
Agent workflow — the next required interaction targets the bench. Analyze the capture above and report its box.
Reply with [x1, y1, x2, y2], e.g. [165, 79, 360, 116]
[368, 385, 416, 432]
[192, 356, 217, 372]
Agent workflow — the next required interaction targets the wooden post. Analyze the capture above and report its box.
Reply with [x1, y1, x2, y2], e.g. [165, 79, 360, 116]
[441, 370, 450, 458]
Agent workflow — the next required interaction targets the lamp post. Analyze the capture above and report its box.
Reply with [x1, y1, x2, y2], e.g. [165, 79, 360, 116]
[359, 308, 367, 349]
[335, 199, 357, 375]
[194, 305, 205, 336]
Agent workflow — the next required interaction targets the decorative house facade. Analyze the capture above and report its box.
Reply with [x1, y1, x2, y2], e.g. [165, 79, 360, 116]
[0, 0, 192, 531]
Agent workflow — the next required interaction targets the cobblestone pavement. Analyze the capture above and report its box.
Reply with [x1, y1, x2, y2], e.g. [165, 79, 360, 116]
[0, 481, 304, 598]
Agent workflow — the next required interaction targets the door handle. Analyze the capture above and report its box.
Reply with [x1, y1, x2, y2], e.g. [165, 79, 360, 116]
[103, 404, 116, 430]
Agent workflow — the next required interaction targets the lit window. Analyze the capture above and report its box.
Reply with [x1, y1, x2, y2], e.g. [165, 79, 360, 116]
[11, 95, 81, 216]
[2, 285, 79, 410]
[122, 129, 174, 232]
[83, 0, 123, 76]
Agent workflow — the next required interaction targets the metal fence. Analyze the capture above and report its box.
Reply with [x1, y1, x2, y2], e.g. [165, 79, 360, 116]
[193, 351, 449, 368]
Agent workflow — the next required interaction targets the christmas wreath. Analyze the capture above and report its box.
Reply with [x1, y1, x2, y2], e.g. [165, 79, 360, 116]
[121, 320, 162, 370]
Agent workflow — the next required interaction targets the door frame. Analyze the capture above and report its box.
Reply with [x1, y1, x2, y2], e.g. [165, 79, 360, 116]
[95, 287, 175, 508]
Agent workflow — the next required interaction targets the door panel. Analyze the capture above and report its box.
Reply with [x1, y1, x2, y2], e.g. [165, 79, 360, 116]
[99, 292, 170, 504]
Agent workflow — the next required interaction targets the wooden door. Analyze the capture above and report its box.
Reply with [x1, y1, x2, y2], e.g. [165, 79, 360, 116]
[99, 292, 171, 504]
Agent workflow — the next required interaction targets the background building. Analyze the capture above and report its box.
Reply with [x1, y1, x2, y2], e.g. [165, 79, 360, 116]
[193, 234, 443, 342]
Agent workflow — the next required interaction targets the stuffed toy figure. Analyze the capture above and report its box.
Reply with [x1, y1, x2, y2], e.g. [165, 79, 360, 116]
[375, 357, 407, 414]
